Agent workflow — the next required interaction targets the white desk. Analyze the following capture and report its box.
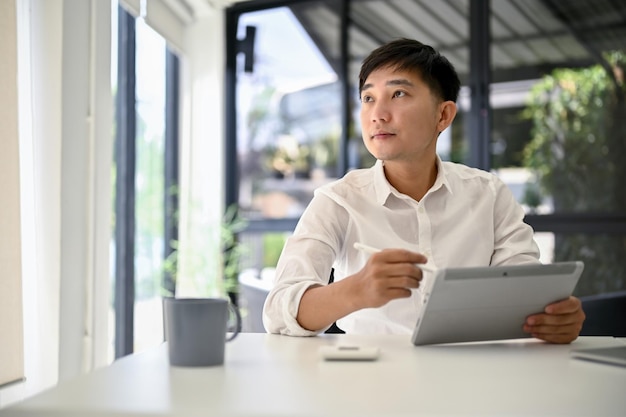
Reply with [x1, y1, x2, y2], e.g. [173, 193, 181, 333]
[2, 334, 625, 417]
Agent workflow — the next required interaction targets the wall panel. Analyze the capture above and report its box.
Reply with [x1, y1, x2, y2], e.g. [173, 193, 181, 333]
[0, 0, 25, 389]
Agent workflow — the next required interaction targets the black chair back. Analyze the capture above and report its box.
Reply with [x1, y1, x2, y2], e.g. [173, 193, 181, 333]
[325, 268, 345, 334]
[579, 291, 626, 337]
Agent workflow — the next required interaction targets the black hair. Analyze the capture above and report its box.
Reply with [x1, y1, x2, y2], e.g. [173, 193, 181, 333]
[358, 38, 461, 103]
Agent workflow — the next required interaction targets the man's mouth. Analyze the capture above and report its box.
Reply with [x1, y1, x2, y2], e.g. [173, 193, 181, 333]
[371, 131, 395, 139]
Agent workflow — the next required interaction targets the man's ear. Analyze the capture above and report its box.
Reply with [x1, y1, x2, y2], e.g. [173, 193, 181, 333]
[437, 101, 457, 133]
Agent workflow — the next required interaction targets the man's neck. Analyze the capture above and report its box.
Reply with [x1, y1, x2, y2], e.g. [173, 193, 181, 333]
[382, 156, 438, 202]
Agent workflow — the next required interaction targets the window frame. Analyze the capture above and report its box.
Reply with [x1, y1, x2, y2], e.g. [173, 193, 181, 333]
[113, 5, 180, 358]
[223, 0, 626, 295]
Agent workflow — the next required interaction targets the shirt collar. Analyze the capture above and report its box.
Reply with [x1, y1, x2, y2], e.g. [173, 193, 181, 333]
[372, 156, 453, 206]
[432, 156, 453, 196]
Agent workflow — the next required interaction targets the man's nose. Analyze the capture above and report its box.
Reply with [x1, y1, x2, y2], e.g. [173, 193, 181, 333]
[370, 100, 390, 122]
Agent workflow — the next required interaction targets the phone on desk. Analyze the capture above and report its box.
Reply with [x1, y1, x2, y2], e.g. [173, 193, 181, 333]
[319, 345, 380, 361]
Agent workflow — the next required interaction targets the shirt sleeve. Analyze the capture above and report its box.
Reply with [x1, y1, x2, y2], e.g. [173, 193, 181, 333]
[490, 175, 541, 266]
[262, 191, 348, 336]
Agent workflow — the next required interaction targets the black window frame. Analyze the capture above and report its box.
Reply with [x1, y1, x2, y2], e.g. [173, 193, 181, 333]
[224, 0, 626, 291]
[113, 5, 180, 359]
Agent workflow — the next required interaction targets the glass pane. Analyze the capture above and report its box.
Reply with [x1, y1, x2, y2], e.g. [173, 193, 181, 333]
[490, 1, 626, 215]
[535, 231, 626, 296]
[109, 0, 118, 365]
[239, 231, 289, 273]
[552, 233, 625, 297]
[236, 3, 340, 271]
[134, 18, 166, 353]
[229, 0, 625, 326]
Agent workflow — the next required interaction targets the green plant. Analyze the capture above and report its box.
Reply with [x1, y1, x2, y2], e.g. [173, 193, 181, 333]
[522, 54, 624, 211]
[221, 204, 249, 296]
[162, 204, 248, 298]
[262, 233, 287, 268]
[522, 182, 543, 213]
[522, 51, 626, 295]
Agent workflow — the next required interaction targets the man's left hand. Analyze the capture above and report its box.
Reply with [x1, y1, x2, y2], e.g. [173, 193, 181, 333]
[524, 296, 586, 344]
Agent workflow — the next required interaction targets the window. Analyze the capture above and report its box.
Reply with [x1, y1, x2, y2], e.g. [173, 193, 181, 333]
[226, 0, 626, 306]
[112, 4, 179, 358]
[228, 2, 342, 282]
[487, 0, 626, 295]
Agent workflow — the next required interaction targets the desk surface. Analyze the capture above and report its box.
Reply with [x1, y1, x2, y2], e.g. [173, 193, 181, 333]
[2, 334, 625, 417]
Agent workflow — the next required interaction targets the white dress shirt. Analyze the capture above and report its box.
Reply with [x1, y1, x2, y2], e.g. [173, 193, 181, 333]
[262, 158, 540, 336]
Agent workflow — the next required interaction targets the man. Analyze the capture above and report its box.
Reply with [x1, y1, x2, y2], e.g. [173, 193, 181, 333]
[263, 38, 585, 343]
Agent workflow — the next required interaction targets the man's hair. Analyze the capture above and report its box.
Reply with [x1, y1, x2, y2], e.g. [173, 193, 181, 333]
[358, 38, 460, 103]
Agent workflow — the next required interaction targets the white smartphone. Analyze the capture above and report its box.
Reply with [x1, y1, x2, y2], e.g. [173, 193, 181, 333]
[319, 345, 380, 361]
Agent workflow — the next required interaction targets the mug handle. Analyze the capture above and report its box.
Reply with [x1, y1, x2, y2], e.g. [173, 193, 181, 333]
[226, 302, 242, 342]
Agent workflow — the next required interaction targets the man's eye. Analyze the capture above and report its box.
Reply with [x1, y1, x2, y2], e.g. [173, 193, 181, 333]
[393, 90, 406, 98]
[361, 95, 373, 103]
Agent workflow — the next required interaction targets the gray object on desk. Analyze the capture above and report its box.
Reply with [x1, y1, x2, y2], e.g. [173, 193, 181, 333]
[163, 297, 240, 366]
[411, 261, 584, 346]
[570, 345, 626, 367]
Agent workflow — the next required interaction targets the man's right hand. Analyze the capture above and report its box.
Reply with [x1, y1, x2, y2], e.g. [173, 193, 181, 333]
[350, 248, 428, 309]
[296, 248, 428, 332]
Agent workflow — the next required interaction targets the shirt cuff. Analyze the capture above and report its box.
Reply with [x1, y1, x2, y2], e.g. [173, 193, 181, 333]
[280, 281, 328, 337]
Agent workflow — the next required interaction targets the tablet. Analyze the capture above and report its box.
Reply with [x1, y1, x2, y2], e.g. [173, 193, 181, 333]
[570, 345, 626, 367]
[411, 261, 584, 346]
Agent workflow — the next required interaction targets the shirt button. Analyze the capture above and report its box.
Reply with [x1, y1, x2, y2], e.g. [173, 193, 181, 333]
[418, 207, 425, 214]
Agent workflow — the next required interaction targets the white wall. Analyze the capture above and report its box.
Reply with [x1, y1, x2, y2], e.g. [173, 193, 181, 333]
[0, 0, 228, 409]
[0, 0, 25, 393]
[0, 0, 63, 407]
[0, 0, 113, 408]
[58, 0, 113, 382]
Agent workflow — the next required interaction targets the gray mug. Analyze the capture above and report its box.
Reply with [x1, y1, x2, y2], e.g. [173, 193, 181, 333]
[163, 297, 241, 367]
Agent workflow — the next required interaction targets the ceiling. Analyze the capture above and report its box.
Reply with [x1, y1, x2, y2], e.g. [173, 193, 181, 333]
[286, 0, 626, 84]
[162, 0, 625, 84]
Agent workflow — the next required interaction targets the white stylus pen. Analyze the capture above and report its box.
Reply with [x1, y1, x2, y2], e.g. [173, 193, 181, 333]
[353, 242, 438, 273]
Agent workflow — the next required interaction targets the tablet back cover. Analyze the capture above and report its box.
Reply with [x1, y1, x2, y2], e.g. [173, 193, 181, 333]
[411, 262, 584, 346]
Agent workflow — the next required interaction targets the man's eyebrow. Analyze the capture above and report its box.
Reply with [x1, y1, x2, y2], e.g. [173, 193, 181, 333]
[387, 78, 414, 87]
[361, 78, 414, 91]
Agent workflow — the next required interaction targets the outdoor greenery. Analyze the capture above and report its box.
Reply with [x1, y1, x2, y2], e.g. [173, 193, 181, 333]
[262, 233, 287, 268]
[162, 204, 248, 299]
[221, 204, 249, 296]
[134, 112, 165, 300]
[522, 51, 626, 295]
